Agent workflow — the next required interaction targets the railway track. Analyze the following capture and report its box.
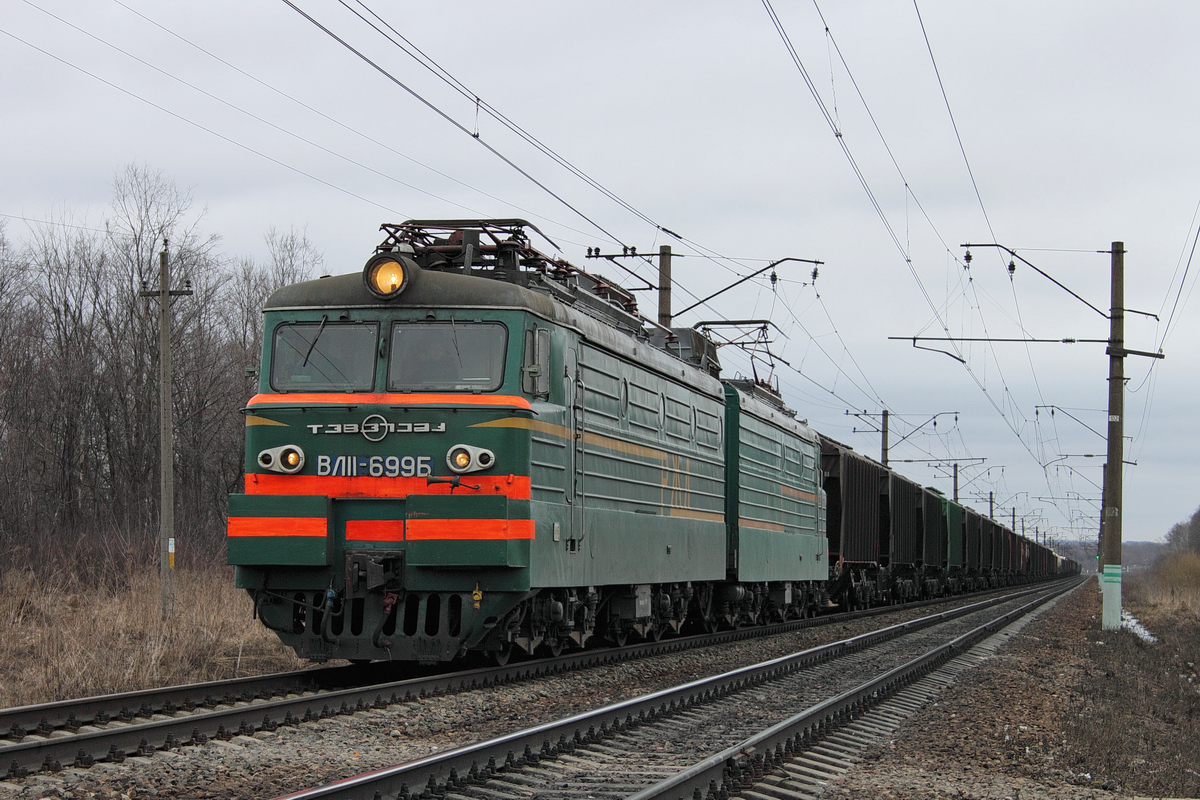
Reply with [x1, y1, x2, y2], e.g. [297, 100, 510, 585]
[270, 578, 1084, 800]
[0, 580, 1065, 781]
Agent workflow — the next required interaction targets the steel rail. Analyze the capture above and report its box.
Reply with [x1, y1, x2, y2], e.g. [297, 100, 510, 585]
[0, 664, 362, 742]
[0, 579, 1042, 738]
[0, 577, 1068, 781]
[629, 576, 1086, 800]
[270, 581, 1074, 800]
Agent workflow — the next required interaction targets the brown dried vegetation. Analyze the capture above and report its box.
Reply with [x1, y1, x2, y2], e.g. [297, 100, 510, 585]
[0, 567, 307, 708]
[1063, 564, 1200, 796]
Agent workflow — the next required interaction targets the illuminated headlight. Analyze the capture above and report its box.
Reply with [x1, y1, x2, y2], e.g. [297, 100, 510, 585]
[258, 445, 305, 474]
[446, 444, 495, 474]
[363, 254, 415, 300]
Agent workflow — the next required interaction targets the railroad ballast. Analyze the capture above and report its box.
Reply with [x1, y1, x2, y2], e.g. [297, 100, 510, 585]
[227, 219, 1079, 665]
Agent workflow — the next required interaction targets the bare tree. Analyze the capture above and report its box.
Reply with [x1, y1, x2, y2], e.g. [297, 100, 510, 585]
[0, 165, 322, 580]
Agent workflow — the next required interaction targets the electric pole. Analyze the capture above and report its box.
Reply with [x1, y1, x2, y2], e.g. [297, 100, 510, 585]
[903, 240, 1162, 614]
[1100, 242, 1124, 629]
[140, 240, 192, 618]
[881, 409, 889, 467]
[658, 245, 672, 328]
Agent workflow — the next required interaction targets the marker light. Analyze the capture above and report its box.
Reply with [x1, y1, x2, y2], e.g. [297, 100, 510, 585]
[258, 445, 306, 474]
[446, 444, 496, 474]
[363, 254, 415, 300]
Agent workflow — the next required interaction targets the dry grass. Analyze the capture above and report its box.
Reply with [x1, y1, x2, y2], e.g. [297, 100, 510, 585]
[1060, 569, 1200, 796]
[1140, 550, 1200, 610]
[0, 567, 311, 708]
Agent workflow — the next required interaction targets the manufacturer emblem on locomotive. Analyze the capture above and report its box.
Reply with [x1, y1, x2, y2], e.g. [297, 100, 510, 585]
[306, 414, 447, 442]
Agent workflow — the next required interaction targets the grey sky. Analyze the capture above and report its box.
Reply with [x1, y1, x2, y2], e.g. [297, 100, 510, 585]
[2, 1, 1196, 547]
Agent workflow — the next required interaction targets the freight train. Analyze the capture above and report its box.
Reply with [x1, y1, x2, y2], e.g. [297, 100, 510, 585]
[227, 219, 1078, 665]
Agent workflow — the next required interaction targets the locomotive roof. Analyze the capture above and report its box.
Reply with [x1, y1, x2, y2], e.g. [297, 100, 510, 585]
[264, 261, 727, 399]
[263, 265, 559, 317]
[264, 220, 734, 398]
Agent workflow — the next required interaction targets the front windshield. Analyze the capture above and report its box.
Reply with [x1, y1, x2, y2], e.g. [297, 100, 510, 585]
[271, 320, 378, 392]
[388, 321, 506, 392]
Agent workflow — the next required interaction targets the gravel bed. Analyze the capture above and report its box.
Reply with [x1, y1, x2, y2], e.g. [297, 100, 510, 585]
[822, 580, 1119, 800]
[0, 591, 1037, 800]
[417, 595, 1044, 799]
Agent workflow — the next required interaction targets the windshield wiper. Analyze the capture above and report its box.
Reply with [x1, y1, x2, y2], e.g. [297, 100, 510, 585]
[302, 315, 328, 367]
[450, 318, 464, 369]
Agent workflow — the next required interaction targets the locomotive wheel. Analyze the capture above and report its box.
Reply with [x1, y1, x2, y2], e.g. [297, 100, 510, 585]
[702, 616, 720, 634]
[646, 624, 663, 642]
[546, 638, 565, 657]
[490, 642, 513, 666]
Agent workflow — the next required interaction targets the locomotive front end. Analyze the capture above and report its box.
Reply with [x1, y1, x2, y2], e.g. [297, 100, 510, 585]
[228, 246, 540, 663]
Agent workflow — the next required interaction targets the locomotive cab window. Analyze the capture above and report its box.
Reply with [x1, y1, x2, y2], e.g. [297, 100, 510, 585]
[270, 320, 378, 392]
[388, 321, 507, 392]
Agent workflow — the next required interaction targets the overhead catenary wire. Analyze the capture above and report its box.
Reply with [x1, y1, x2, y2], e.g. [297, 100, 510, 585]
[291, 0, 886, 401]
[1158, 196, 1200, 348]
[325, 0, 785, 320]
[0, 26, 407, 219]
[763, 2, 1099, 530]
[0, 212, 110, 236]
[106, 0, 606, 244]
[278, 0, 630, 253]
[761, 0, 1048, 474]
[345, 0, 676, 239]
[22, 0, 495, 219]
[278, 0, 763, 326]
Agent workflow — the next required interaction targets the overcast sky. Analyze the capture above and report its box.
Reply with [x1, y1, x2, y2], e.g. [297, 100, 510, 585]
[2, 1, 1196, 547]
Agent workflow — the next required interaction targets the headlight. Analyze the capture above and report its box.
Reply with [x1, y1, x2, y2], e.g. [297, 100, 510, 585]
[281, 447, 304, 471]
[450, 447, 472, 471]
[258, 445, 305, 474]
[363, 254, 415, 300]
[446, 444, 496, 474]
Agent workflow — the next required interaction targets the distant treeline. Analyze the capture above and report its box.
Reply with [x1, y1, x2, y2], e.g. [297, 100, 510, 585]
[0, 166, 318, 582]
[1165, 505, 1200, 555]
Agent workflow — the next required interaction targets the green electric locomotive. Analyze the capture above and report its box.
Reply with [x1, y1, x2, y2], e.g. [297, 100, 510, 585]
[228, 220, 827, 664]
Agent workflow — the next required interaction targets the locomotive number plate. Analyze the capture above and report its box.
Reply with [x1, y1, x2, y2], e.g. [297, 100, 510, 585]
[316, 454, 433, 477]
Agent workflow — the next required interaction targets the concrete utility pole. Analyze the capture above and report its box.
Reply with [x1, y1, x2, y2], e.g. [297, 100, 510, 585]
[1100, 242, 1125, 630]
[140, 240, 192, 619]
[953, 463, 959, 502]
[159, 244, 174, 617]
[880, 409, 889, 467]
[657, 245, 672, 328]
